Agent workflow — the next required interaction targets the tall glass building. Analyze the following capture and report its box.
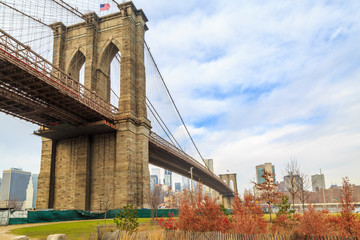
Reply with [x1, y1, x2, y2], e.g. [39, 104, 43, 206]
[164, 170, 172, 188]
[256, 163, 276, 184]
[0, 168, 31, 202]
[23, 174, 38, 209]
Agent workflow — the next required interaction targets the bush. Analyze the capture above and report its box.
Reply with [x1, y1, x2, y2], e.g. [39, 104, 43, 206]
[294, 205, 331, 236]
[177, 186, 231, 233]
[231, 193, 267, 234]
[157, 212, 177, 230]
[113, 203, 139, 233]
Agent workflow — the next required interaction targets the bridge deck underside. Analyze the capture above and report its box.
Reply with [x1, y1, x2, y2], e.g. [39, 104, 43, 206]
[149, 140, 233, 195]
[0, 55, 111, 127]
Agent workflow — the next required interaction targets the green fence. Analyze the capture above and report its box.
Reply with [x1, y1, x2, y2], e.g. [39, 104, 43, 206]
[9, 209, 179, 225]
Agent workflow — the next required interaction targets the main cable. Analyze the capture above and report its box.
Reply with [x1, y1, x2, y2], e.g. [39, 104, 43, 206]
[144, 41, 209, 170]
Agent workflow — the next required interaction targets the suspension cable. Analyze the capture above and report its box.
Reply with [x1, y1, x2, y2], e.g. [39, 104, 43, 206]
[146, 102, 179, 148]
[144, 41, 209, 170]
[50, 0, 83, 19]
[146, 97, 183, 151]
[0, 1, 49, 27]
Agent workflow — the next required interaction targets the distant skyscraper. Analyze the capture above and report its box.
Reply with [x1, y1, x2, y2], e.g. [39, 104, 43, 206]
[204, 159, 214, 172]
[256, 163, 275, 184]
[151, 168, 161, 179]
[150, 175, 158, 190]
[164, 170, 172, 187]
[150, 168, 161, 185]
[311, 173, 325, 192]
[0, 168, 31, 202]
[278, 181, 286, 192]
[182, 176, 190, 190]
[204, 159, 214, 197]
[23, 174, 38, 209]
[284, 174, 301, 191]
[175, 182, 181, 192]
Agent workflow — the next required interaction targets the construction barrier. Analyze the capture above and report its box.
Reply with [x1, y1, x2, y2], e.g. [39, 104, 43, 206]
[7, 209, 179, 225]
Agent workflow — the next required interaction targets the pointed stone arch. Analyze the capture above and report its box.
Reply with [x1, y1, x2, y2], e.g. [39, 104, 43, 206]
[219, 173, 238, 195]
[96, 41, 121, 102]
[66, 49, 86, 82]
[98, 40, 121, 72]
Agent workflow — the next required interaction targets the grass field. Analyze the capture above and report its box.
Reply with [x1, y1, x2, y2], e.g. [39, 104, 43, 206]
[10, 218, 155, 240]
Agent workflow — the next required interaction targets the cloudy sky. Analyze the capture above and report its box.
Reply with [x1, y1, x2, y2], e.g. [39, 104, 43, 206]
[1, 0, 360, 192]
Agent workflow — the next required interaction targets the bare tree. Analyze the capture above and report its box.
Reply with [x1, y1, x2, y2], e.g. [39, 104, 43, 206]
[7, 198, 22, 210]
[297, 172, 312, 211]
[283, 159, 300, 208]
[100, 185, 113, 223]
[150, 185, 162, 222]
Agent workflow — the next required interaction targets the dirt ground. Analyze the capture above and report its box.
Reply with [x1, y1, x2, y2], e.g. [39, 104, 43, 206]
[0, 224, 26, 240]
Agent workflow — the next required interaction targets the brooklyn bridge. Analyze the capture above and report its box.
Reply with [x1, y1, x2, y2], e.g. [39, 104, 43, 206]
[0, 0, 236, 210]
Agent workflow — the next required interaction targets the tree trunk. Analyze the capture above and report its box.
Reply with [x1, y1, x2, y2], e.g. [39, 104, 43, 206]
[269, 204, 272, 222]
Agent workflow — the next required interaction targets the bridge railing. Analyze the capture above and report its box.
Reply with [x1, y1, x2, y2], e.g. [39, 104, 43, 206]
[0, 29, 118, 121]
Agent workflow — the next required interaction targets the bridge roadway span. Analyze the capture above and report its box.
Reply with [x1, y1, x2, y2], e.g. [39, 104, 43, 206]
[0, 29, 233, 196]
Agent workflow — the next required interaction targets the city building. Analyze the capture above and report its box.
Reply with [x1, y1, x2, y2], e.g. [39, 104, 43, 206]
[175, 182, 181, 192]
[256, 163, 276, 184]
[284, 174, 302, 191]
[182, 176, 190, 190]
[23, 174, 38, 209]
[278, 181, 286, 192]
[311, 173, 326, 192]
[0, 177, 2, 196]
[204, 159, 214, 172]
[204, 159, 214, 197]
[0, 168, 31, 202]
[150, 168, 161, 180]
[164, 170, 172, 187]
[150, 175, 159, 191]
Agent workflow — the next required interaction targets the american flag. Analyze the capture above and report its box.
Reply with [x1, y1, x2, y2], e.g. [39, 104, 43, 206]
[100, 3, 110, 11]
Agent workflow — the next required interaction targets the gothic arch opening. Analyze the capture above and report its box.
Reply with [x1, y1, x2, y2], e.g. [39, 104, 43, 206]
[229, 180, 235, 191]
[99, 41, 121, 105]
[67, 50, 85, 84]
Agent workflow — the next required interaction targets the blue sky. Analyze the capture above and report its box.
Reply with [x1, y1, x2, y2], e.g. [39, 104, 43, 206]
[1, 0, 360, 192]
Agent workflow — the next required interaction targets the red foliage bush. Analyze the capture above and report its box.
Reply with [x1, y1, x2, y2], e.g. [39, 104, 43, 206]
[157, 212, 177, 230]
[177, 187, 231, 233]
[271, 213, 301, 234]
[328, 177, 360, 237]
[294, 205, 332, 236]
[231, 193, 267, 234]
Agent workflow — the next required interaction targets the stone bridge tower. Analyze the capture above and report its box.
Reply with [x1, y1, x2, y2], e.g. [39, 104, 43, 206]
[36, 2, 151, 211]
[219, 173, 238, 209]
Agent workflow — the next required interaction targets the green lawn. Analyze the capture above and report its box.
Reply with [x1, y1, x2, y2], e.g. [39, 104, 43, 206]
[11, 218, 153, 240]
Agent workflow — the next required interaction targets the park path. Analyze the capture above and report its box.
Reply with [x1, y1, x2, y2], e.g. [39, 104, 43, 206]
[0, 220, 100, 240]
[0, 224, 19, 240]
[0, 222, 51, 240]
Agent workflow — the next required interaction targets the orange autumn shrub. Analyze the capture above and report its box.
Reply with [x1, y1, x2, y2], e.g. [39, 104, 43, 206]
[231, 192, 267, 234]
[294, 205, 332, 236]
[177, 186, 231, 233]
[271, 213, 301, 234]
[328, 177, 360, 237]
